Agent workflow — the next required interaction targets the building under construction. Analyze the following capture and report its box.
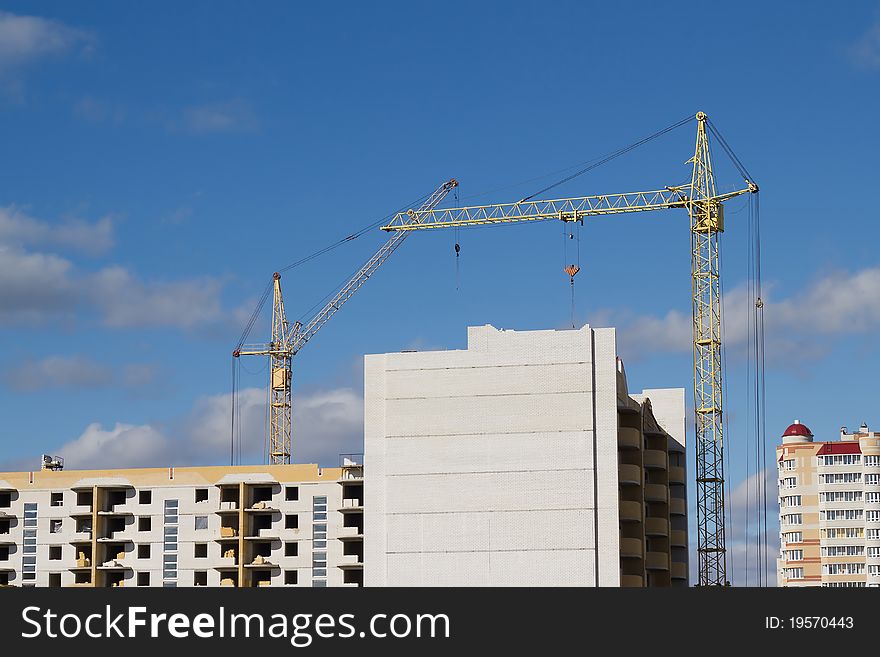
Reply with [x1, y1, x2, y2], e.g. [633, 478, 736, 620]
[364, 324, 688, 587]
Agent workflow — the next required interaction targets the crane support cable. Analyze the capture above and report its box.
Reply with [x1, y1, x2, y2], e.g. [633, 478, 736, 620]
[706, 119, 756, 184]
[232, 189, 434, 351]
[520, 114, 696, 202]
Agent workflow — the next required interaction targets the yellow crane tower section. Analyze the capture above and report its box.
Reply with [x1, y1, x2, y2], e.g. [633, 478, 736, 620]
[380, 112, 758, 587]
[234, 179, 459, 465]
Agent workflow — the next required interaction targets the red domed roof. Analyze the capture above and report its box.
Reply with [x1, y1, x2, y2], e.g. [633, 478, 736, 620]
[782, 420, 813, 438]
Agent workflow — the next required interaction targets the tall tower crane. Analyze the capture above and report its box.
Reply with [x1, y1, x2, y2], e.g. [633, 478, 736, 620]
[379, 112, 758, 586]
[233, 178, 459, 465]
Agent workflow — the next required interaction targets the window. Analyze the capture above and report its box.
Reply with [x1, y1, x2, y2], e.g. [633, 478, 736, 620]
[821, 509, 863, 521]
[49, 546, 62, 560]
[312, 580, 327, 588]
[818, 454, 861, 466]
[163, 554, 177, 580]
[781, 477, 797, 489]
[312, 496, 327, 522]
[0, 546, 9, 561]
[195, 515, 208, 531]
[23, 555, 36, 580]
[75, 517, 91, 534]
[867, 547, 880, 558]
[866, 455, 880, 468]
[822, 563, 865, 575]
[785, 549, 803, 561]
[820, 472, 862, 484]
[821, 545, 863, 557]
[76, 491, 93, 507]
[0, 492, 11, 508]
[285, 542, 298, 557]
[24, 502, 38, 527]
[781, 495, 801, 507]
[194, 543, 208, 558]
[50, 492, 63, 507]
[285, 570, 297, 585]
[163, 582, 177, 588]
[866, 492, 880, 503]
[137, 572, 150, 587]
[822, 527, 863, 539]
[49, 573, 61, 588]
[286, 486, 299, 502]
[164, 499, 178, 524]
[783, 532, 802, 544]
[867, 529, 880, 540]
[24, 528, 37, 553]
[139, 490, 152, 505]
[164, 526, 178, 551]
[869, 565, 880, 577]
[137, 544, 150, 559]
[0, 519, 10, 534]
[784, 567, 804, 579]
[195, 488, 209, 503]
[194, 571, 208, 586]
[822, 582, 866, 587]
[782, 514, 802, 526]
[783, 459, 796, 471]
[138, 516, 151, 532]
[819, 491, 862, 503]
[866, 510, 880, 523]
[285, 514, 298, 529]
[313, 524, 327, 540]
[49, 518, 62, 533]
[868, 474, 880, 486]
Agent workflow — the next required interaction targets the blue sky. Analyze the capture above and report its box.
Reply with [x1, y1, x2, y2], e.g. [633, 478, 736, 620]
[1, 1, 879, 584]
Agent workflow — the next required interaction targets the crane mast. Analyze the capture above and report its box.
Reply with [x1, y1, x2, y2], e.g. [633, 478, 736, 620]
[381, 112, 757, 586]
[234, 178, 459, 465]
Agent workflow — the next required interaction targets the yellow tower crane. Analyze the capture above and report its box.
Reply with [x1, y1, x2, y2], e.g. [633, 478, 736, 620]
[379, 112, 758, 586]
[233, 178, 459, 465]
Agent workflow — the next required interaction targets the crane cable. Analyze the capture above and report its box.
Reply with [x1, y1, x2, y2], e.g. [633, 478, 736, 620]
[520, 113, 696, 202]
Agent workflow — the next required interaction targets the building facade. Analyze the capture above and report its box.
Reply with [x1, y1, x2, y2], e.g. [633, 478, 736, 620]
[776, 421, 880, 587]
[0, 462, 363, 587]
[364, 324, 687, 587]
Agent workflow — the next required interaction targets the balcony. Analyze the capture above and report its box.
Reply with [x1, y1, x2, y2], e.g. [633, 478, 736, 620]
[618, 427, 641, 450]
[620, 574, 643, 587]
[644, 484, 668, 503]
[671, 529, 688, 548]
[618, 464, 641, 486]
[669, 466, 685, 485]
[338, 554, 364, 569]
[670, 498, 686, 516]
[643, 450, 667, 470]
[338, 525, 364, 541]
[619, 537, 643, 559]
[645, 517, 668, 537]
[619, 501, 642, 523]
[671, 562, 688, 580]
[645, 552, 669, 571]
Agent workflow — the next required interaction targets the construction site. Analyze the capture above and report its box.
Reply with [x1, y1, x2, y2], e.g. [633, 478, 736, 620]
[0, 112, 776, 588]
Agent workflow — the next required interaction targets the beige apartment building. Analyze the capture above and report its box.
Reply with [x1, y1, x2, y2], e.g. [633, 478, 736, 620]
[0, 461, 364, 587]
[776, 421, 880, 587]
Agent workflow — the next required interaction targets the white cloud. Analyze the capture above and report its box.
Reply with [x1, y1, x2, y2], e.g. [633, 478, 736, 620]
[0, 244, 233, 330]
[850, 21, 880, 69]
[0, 11, 91, 71]
[0, 246, 79, 324]
[0, 206, 114, 255]
[181, 99, 259, 135]
[13, 385, 364, 471]
[598, 266, 880, 365]
[90, 265, 224, 329]
[2, 355, 159, 392]
[3, 355, 112, 391]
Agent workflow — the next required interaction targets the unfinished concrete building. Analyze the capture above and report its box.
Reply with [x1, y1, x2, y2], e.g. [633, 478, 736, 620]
[363, 324, 687, 586]
[0, 462, 363, 587]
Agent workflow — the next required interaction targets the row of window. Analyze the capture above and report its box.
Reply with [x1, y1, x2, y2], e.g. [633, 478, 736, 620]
[28, 512, 312, 535]
[780, 495, 801, 508]
[821, 545, 863, 557]
[821, 509, 863, 521]
[818, 455, 861, 466]
[823, 563, 864, 575]
[819, 491, 862, 503]
[823, 527, 863, 539]
[312, 496, 327, 587]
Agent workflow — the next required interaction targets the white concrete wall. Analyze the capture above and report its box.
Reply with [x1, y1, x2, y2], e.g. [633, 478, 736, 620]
[364, 324, 620, 586]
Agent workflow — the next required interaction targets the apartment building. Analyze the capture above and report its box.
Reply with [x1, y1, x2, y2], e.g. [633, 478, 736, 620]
[0, 461, 364, 587]
[776, 421, 880, 587]
[364, 324, 687, 587]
